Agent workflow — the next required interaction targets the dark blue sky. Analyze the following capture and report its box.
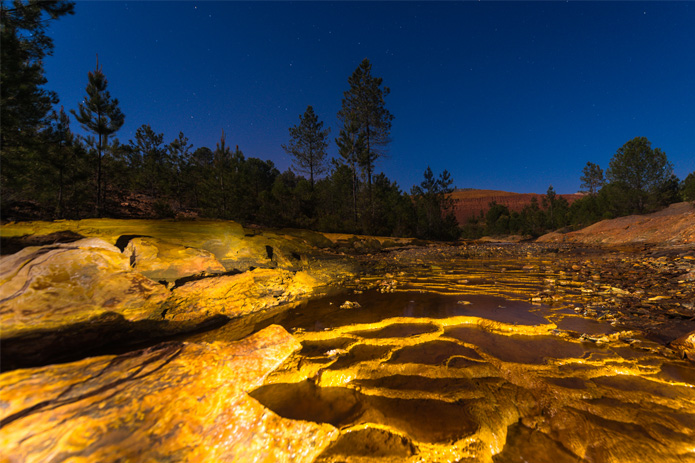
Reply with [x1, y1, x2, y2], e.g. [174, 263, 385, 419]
[45, 1, 694, 194]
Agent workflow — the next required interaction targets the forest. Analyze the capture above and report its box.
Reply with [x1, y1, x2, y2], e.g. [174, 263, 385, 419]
[2, 1, 694, 241]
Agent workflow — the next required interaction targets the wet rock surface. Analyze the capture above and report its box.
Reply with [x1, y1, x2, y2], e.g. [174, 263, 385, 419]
[1, 217, 695, 462]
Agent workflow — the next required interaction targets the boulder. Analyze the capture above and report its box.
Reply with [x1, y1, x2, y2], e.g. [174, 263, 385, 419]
[670, 330, 695, 361]
[123, 236, 226, 282]
[0, 238, 170, 369]
[0, 325, 337, 462]
[0, 238, 168, 339]
[162, 268, 325, 324]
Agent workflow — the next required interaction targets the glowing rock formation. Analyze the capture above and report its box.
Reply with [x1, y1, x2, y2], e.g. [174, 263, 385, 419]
[0, 238, 168, 339]
[123, 236, 226, 282]
[0, 325, 337, 462]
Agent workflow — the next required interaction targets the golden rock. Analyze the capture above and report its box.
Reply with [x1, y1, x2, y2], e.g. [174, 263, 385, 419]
[123, 236, 227, 282]
[0, 325, 337, 462]
[0, 238, 169, 339]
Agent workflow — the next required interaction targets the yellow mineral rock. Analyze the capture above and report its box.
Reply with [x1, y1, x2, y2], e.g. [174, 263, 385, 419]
[0, 238, 169, 339]
[162, 268, 325, 324]
[123, 236, 226, 282]
[0, 325, 337, 463]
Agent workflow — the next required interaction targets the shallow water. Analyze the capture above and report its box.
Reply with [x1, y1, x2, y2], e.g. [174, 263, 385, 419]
[241, 268, 695, 463]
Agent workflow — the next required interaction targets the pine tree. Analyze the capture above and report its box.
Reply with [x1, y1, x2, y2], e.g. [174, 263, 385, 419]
[335, 120, 365, 229]
[45, 106, 74, 217]
[71, 58, 125, 216]
[282, 105, 330, 188]
[337, 59, 393, 200]
[0, 0, 74, 150]
[580, 162, 604, 195]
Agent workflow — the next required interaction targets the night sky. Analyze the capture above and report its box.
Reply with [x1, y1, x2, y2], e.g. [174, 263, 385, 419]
[45, 1, 694, 194]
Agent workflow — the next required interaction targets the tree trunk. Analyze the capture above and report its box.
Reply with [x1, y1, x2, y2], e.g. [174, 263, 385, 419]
[96, 133, 102, 217]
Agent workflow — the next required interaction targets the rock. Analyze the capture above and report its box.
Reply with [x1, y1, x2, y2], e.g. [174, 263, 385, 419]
[0, 238, 170, 369]
[0, 238, 168, 339]
[537, 202, 695, 246]
[340, 301, 361, 309]
[0, 325, 337, 462]
[162, 268, 324, 324]
[123, 236, 226, 282]
[670, 330, 695, 361]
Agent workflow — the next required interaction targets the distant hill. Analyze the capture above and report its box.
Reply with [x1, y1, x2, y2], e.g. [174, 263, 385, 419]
[449, 189, 584, 224]
[537, 202, 695, 246]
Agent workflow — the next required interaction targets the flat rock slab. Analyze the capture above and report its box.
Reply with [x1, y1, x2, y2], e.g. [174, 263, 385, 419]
[123, 236, 227, 282]
[163, 268, 325, 324]
[0, 325, 337, 462]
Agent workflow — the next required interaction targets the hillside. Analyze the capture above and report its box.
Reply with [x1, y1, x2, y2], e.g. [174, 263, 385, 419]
[537, 202, 695, 246]
[450, 189, 583, 224]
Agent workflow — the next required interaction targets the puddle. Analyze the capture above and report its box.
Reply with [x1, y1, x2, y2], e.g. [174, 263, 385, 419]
[316, 427, 415, 460]
[248, 279, 695, 462]
[251, 380, 478, 444]
[249, 380, 361, 427]
[388, 340, 482, 365]
[554, 315, 616, 335]
[350, 322, 438, 339]
[265, 290, 549, 333]
[444, 325, 594, 365]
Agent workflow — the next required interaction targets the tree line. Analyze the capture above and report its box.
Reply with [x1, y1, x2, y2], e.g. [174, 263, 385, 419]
[1, 2, 458, 239]
[462, 136, 695, 239]
[2, 1, 692, 242]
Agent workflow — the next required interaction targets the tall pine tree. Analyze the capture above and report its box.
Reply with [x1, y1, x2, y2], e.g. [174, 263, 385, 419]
[335, 120, 365, 229]
[71, 58, 125, 216]
[0, 0, 74, 150]
[337, 59, 393, 194]
[282, 105, 330, 188]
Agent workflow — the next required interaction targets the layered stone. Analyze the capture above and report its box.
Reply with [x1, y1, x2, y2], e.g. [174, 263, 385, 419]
[0, 325, 337, 462]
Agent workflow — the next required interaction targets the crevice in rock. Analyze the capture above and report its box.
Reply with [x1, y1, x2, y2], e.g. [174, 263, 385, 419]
[114, 234, 151, 252]
[0, 342, 184, 429]
[170, 268, 243, 290]
[0, 312, 230, 373]
[0, 231, 84, 256]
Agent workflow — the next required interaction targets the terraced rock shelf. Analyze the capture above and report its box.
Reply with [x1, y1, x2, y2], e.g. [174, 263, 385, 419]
[1, 219, 694, 462]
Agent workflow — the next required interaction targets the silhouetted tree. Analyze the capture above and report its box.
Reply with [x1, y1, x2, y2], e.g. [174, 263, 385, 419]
[580, 161, 604, 195]
[168, 132, 193, 209]
[283, 105, 330, 188]
[335, 120, 365, 229]
[682, 172, 695, 202]
[338, 58, 393, 222]
[605, 137, 673, 214]
[72, 59, 125, 216]
[411, 167, 458, 240]
[0, 0, 74, 150]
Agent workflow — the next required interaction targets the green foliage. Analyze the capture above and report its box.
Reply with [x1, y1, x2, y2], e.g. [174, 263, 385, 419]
[485, 201, 511, 236]
[411, 167, 459, 240]
[337, 58, 393, 231]
[580, 162, 604, 195]
[283, 105, 330, 187]
[682, 172, 695, 202]
[71, 60, 125, 216]
[1, 0, 74, 150]
[605, 137, 674, 214]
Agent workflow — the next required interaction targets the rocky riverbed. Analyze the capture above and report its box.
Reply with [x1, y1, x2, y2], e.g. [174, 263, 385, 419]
[1, 217, 695, 462]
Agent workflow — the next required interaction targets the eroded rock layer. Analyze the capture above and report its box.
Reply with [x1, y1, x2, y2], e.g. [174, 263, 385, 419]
[0, 325, 337, 463]
[252, 287, 695, 463]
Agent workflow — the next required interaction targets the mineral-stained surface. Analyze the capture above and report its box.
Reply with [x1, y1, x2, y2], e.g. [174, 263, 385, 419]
[0, 325, 337, 463]
[123, 236, 227, 282]
[1, 215, 695, 462]
[162, 268, 326, 325]
[0, 238, 169, 339]
[538, 201, 695, 245]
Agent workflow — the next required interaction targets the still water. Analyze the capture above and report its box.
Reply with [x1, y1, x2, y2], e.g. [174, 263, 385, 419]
[199, 262, 695, 462]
